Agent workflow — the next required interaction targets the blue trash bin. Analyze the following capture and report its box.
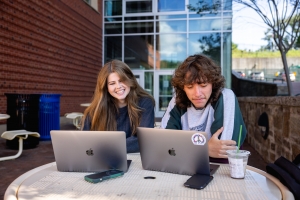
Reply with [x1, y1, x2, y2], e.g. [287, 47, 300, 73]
[39, 94, 61, 140]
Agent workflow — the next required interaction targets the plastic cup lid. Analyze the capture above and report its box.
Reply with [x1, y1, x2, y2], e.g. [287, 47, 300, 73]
[226, 149, 251, 157]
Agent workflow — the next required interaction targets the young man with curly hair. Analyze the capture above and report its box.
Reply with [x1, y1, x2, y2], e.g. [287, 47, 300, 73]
[161, 54, 247, 159]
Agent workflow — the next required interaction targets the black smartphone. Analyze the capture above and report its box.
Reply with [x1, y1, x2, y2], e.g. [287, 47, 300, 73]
[84, 169, 124, 183]
[184, 174, 213, 190]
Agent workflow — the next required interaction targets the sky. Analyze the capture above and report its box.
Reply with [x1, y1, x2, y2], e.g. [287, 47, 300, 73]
[232, 2, 269, 51]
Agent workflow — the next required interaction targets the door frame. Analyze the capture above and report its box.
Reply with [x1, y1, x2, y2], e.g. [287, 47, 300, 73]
[132, 70, 145, 88]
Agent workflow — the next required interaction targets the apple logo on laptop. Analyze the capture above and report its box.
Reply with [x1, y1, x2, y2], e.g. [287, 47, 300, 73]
[168, 148, 176, 156]
[86, 148, 94, 156]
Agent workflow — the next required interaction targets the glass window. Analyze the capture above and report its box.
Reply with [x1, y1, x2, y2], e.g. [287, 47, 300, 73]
[105, 17, 122, 22]
[223, 18, 232, 30]
[158, 14, 187, 19]
[125, 16, 154, 21]
[156, 20, 186, 33]
[125, 22, 154, 33]
[189, 19, 221, 31]
[223, 0, 232, 10]
[104, 36, 122, 63]
[188, 0, 221, 12]
[124, 35, 154, 69]
[159, 74, 173, 111]
[159, 96, 173, 111]
[105, 0, 122, 16]
[189, 13, 221, 18]
[126, 1, 152, 13]
[105, 23, 122, 34]
[159, 75, 173, 96]
[189, 33, 221, 65]
[145, 72, 154, 96]
[158, 0, 185, 12]
[156, 34, 187, 69]
[223, 12, 232, 17]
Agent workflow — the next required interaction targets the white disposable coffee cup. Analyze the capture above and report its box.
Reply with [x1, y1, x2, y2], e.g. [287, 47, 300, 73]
[226, 149, 251, 179]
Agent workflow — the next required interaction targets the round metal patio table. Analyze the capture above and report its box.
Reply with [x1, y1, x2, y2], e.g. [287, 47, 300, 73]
[4, 153, 294, 200]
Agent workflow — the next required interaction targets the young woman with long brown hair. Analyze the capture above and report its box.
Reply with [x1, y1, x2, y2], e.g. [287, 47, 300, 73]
[81, 60, 155, 153]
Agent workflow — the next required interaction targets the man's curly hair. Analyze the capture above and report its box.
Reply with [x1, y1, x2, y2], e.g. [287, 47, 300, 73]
[172, 54, 225, 109]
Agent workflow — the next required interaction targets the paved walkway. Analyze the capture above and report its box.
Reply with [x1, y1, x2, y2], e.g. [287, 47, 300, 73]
[0, 117, 267, 199]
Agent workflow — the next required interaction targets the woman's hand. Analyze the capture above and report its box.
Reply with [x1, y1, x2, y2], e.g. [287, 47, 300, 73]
[208, 127, 236, 158]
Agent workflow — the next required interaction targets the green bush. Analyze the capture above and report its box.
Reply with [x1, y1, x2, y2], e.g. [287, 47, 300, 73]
[232, 49, 300, 58]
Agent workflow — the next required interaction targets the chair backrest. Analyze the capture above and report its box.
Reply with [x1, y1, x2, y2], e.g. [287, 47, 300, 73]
[65, 112, 84, 129]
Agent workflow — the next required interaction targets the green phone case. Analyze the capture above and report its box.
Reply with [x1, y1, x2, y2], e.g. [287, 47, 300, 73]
[84, 170, 124, 183]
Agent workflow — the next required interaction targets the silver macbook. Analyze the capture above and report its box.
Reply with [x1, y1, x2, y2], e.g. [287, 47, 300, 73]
[137, 127, 211, 176]
[50, 130, 128, 172]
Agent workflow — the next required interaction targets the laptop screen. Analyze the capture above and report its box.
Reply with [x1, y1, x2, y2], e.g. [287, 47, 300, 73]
[137, 127, 210, 176]
[50, 130, 128, 172]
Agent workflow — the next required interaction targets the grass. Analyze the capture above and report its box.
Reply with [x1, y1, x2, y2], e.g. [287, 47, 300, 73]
[232, 49, 300, 58]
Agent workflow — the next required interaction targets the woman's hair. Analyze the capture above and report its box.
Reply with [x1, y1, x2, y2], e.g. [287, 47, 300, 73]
[81, 60, 155, 135]
[172, 54, 225, 108]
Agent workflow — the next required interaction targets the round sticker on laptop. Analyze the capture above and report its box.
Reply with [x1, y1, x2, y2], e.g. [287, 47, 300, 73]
[191, 133, 206, 145]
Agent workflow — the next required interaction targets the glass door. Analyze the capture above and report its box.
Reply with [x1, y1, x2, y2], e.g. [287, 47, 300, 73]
[132, 70, 145, 88]
[154, 70, 174, 117]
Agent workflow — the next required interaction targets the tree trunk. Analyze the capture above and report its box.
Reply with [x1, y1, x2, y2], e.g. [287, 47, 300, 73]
[280, 51, 293, 96]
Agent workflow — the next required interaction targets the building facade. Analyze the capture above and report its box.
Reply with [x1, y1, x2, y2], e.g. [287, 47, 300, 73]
[0, 0, 232, 119]
[103, 0, 233, 117]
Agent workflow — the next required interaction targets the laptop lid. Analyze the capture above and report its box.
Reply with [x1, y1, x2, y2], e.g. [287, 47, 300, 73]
[137, 127, 210, 176]
[50, 130, 128, 172]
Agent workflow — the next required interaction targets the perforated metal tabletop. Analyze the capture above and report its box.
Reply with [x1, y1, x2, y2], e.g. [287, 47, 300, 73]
[5, 154, 294, 200]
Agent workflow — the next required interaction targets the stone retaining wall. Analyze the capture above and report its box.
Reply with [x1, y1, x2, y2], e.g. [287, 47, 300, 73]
[238, 96, 300, 163]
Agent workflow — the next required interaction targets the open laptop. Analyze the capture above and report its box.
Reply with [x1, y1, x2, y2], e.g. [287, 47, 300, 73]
[50, 130, 130, 172]
[137, 127, 219, 176]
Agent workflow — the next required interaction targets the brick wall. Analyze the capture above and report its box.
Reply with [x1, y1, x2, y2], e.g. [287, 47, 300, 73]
[0, 0, 103, 121]
[238, 96, 300, 163]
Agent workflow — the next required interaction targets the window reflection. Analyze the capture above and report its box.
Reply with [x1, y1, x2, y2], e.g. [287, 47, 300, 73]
[126, 1, 152, 13]
[124, 35, 155, 69]
[159, 74, 173, 111]
[156, 20, 186, 33]
[159, 75, 173, 95]
[189, 33, 221, 65]
[105, 17, 122, 22]
[188, 0, 221, 11]
[105, 0, 122, 16]
[158, 15, 187, 20]
[223, 12, 232, 17]
[145, 72, 154, 96]
[223, 0, 232, 10]
[189, 13, 221, 18]
[156, 34, 187, 69]
[223, 18, 232, 30]
[158, 0, 185, 12]
[125, 22, 154, 33]
[159, 96, 173, 111]
[105, 36, 122, 62]
[189, 19, 221, 31]
[105, 23, 122, 34]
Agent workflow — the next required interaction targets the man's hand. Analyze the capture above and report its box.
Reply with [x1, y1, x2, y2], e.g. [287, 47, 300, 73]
[208, 127, 236, 158]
